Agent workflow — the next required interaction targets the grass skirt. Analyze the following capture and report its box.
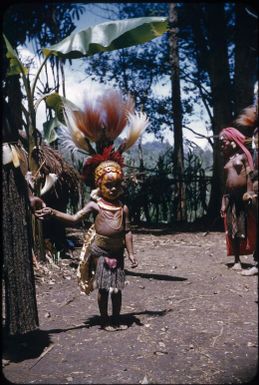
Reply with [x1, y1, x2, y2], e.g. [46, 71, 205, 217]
[90, 243, 125, 291]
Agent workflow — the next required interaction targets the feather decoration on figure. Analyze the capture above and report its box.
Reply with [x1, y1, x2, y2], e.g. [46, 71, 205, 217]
[59, 88, 149, 186]
[74, 100, 103, 142]
[122, 111, 150, 151]
[82, 145, 124, 184]
[101, 90, 135, 140]
[60, 104, 95, 154]
[60, 89, 148, 155]
[58, 122, 93, 154]
[234, 105, 257, 132]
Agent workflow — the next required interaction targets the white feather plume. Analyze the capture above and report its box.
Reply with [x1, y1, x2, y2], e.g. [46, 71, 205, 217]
[59, 105, 91, 153]
[123, 111, 150, 151]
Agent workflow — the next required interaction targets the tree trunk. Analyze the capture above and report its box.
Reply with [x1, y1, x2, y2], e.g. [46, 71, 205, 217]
[189, 4, 233, 222]
[203, 4, 233, 221]
[3, 167, 39, 335]
[168, 3, 186, 222]
[233, 3, 257, 115]
[2, 102, 39, 335]
[6, 71, 46, 262]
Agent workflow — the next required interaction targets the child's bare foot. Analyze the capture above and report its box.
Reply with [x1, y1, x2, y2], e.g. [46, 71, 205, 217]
[231, 262, 242, 270]
[115, 324, 128, 330]
[109, 316, 129, 331]
[104, 324, 128, 331]
[100, 316, 109, 330]
[103, 325, 116, 331]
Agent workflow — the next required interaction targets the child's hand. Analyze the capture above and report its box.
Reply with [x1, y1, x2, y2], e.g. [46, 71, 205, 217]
[29, 196, 46, 212]
[129, 255, 138, 268]
[35, 207, 53, 220]
[220, 206, 226, 218]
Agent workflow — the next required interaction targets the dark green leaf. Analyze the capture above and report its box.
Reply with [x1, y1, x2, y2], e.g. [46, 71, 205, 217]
[3, 34, 28, 76]
[43, 117, 59, 144]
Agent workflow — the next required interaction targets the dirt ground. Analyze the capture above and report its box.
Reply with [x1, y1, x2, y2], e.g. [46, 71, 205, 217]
[2, 229, 258, 384]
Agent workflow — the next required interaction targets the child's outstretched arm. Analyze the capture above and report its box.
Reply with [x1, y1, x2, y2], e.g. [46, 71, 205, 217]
[35, 201, 98, 226]
[124, 205, 138, 268]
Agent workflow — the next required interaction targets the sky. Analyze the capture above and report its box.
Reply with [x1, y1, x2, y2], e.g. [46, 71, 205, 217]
[19, 3, 211, 150]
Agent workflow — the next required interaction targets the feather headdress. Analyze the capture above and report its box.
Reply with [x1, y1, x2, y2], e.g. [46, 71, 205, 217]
[59, 89, 150, 186]
[234, 105, 258, 137]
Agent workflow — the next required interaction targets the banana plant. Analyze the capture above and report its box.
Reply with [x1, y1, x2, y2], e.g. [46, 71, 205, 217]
[42, 16, 168, 144]
[4, 16, 168, 146]
[3, 16, 168, 258]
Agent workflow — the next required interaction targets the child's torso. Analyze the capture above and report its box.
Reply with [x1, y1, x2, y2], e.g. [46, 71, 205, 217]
[95, 202, 124, 237]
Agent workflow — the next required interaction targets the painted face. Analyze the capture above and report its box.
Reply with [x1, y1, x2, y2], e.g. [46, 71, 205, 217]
[99, 171, 123, 201]
[219, 134, 234, 153]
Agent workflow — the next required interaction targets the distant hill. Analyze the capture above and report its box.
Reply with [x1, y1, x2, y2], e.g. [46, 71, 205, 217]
[125, 140, 213, 172]
[59, 138, 213, 174]
[125, 141, 172, 170]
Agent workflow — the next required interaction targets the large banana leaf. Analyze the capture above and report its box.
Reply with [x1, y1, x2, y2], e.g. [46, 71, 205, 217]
[43, 117, 59, 144]
[3, 34, 28, 76]
[43, 93, 81, 144]
[42, 16, 168, 59]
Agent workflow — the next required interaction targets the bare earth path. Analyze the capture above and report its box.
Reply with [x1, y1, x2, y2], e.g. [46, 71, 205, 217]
[2, 230, 258, 384]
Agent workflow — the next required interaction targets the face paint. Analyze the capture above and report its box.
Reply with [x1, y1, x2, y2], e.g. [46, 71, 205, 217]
[219, 134, 231, 152]
[99, 171, 123, 200]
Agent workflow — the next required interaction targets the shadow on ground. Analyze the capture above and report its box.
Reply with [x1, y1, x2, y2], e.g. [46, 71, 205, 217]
[125, 269, 187, 281]
[225, 262, 254, 269]
[2, 328, 52, 363]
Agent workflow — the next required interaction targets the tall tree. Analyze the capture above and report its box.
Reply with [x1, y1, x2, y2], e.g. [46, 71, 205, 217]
[2, 3, 86, 132]
[168, 3, 186, 221]
[233, 3, 257, 115]
[2, 100, 39, 335]
[178, 2, 257, 221]
[203, 3, 233, 219]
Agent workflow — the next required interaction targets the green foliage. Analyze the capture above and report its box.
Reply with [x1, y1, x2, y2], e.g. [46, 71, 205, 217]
[83, 3, 171, 139]
[3, 34, 28, 76]
[3, 3, 86, 47]
[42, 16, 168, 58]
[43, 117, 59, 144]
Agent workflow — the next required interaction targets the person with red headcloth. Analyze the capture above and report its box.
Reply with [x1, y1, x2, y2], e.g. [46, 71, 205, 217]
[219, 127, 256, 271]
[234, 101, 258, 276]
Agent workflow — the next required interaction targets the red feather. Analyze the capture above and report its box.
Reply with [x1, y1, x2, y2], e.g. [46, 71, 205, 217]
[74, 100, 103, 142]
[82, 145, 124, 186]
[101, 90, 135, 140]
[234, 105, 258, 137]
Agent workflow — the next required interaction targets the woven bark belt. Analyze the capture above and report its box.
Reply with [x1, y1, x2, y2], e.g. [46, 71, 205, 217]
[94, 233, 125, 252]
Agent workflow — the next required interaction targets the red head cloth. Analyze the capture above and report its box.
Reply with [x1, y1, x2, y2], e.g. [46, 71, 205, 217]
[220, 127, 254, 171]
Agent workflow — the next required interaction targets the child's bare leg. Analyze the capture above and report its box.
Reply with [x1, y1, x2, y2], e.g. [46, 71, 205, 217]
[232, 238, 242, 270]
[98, 289, 109, 327]
[241, 249, 258, 276]
[111, 290, 122, 321]
[110, 290, 127, 330]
